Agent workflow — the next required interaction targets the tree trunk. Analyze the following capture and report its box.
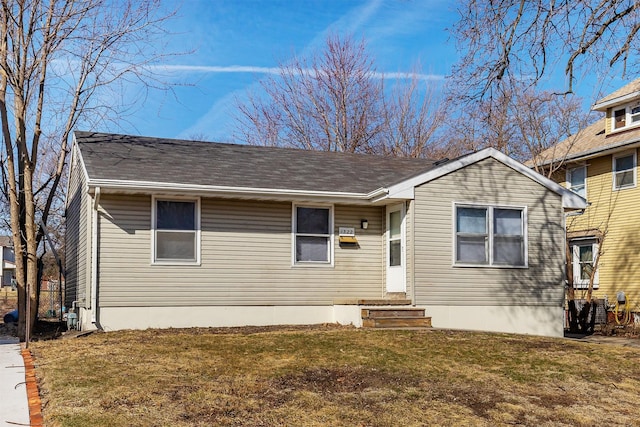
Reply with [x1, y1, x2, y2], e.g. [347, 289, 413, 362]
[565, 239, 579, 333]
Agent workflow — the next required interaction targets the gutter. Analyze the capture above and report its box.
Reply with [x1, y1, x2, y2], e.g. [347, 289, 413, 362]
[90, 186, 101, 324]
[86, 179, 391, 204]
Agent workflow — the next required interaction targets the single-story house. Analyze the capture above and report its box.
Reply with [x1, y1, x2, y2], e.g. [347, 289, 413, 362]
[65, 131, 587, 337]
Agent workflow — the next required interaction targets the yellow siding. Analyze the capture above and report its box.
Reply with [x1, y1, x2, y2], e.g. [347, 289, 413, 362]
[566, 150, 640, 312]
[96, 195, 385, 307]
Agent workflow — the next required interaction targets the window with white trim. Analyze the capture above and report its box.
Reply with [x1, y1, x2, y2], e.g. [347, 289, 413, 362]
[570, 239, 599, 289]
[293, 205, 332, 264]
[611, 102, 640, 131]
[612, 151, 636, 190]
[614, 108, 626, 129]
[153, 198, 200, 263]
[455, 205, 526, 267]
[567, 165, 586, 198]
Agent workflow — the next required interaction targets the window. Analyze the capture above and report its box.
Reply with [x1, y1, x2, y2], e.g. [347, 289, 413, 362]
[612, 151, 636, 190]
[570, 239, 599, 289]
[455, 205, 526, 267]
[456, 207, 488, 264]
[614, 108, 626, 129]
[293, 205, 332, 264]
[611, 103, 640, 131]
[632, 105, 640, 125]
[389, 209, 402, 266]
[153, 198, 200, 263]
[567, 165, 586, 198]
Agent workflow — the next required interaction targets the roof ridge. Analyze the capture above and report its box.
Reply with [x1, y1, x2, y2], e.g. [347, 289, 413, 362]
[73, 130, 438, 165]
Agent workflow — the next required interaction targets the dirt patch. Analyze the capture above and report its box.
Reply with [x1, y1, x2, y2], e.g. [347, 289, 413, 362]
[275, 366, 421, 394]
[170, 323, 354, 336]
[0, 319, 65, 339]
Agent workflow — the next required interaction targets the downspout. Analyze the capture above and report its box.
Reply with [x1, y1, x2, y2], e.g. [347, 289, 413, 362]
[90, 186, 101, 324]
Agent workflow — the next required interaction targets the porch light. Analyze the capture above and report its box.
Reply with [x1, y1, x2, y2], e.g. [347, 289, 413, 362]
[361, 219, 368, 229]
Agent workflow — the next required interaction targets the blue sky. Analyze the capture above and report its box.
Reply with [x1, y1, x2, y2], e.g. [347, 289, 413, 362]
[108, 0, 456, 141]
[107, 0, 622, 142]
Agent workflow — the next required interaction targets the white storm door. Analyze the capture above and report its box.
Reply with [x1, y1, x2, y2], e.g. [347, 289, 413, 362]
[386, 203, 406, 293]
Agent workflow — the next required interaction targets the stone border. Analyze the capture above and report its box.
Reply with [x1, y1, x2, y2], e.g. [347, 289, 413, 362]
[21, 347, 43, 426]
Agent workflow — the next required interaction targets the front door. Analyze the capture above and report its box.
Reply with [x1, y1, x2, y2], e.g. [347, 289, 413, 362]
[386, 203, 405, 293]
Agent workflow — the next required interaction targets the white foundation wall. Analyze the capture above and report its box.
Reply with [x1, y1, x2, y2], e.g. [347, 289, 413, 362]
[94, 305, 363, 331]
[423, 305, 564, 337]
[76, 307, 98, 331]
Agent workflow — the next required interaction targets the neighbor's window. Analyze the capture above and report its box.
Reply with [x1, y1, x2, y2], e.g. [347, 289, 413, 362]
[294, 205, 332, 264]
[154, 198, 199, 263]
[567, 165, 586, 198]
[570, 239, 599, 289]
[614, 108, 626, 129]
[612, 151, 636, 190]
[631, 105, 640, 125]
[455, 205, 526, 267]
[611, 103, 640, 131]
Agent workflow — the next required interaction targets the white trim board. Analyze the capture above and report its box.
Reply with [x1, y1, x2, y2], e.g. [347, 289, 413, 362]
[386, 148, 588, 210]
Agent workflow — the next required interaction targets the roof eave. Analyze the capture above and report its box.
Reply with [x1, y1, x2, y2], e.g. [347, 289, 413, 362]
[87, 179, 390, 205]
[535, 135, 640, 167]
[592, 90, 640, 111]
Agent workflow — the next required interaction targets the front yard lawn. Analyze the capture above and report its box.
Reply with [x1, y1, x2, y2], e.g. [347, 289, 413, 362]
[31, 325, 640, 426]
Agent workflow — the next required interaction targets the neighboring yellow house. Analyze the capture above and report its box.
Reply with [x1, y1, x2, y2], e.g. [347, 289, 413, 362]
[536, 79, 640, 319]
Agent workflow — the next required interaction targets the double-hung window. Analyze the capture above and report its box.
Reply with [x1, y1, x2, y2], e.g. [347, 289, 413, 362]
[293, 205, 332, 265]
[570, 239, 599, 289]
[455, 205, 526, 267]
[612, 151, 636, 190]
[153, 198, 200, 264]
[567, 165, 586, 198]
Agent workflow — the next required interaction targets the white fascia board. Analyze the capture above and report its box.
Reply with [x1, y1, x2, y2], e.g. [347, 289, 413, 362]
[592, 91, 640, 111]
[386, 147, 588, 210]
[87, 179, 385, 204]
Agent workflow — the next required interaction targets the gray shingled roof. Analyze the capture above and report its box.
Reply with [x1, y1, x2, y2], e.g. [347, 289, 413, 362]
[75, 131, 437, 194]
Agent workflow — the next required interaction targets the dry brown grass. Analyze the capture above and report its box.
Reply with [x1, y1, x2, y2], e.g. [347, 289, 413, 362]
[30, 325, 640, 427]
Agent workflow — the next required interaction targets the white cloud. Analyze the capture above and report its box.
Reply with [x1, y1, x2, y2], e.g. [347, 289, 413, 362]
[156, 64, 444, 81]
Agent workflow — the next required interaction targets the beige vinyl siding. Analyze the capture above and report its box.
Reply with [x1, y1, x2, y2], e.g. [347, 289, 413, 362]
[414, 158, 565, 306]
[605, 109, 612, 134]
[64, 148, 90, 308]
[96, 195, 384, 307]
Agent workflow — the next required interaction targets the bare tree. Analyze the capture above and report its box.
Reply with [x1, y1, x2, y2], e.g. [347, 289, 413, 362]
[378, 69, 446, 158]
[234, 34, 444, 157]
[515, 91, 591, 175]
[451, 0, 640, 102]
[565, 192, 617, 333]
[0, 0, 176, 341]
[445, 84, 591, 166]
